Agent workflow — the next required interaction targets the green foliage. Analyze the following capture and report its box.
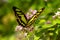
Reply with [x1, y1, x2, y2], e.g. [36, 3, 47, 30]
[0, 0, 60, 40]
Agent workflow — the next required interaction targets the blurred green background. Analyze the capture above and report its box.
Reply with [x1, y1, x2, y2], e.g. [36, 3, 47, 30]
[0, 0, 60, 40]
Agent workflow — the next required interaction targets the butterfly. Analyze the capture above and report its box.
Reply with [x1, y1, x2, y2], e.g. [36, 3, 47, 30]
[13, 6, 45, 28]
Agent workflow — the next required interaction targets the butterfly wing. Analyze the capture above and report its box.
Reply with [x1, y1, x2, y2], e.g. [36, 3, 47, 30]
[13, 6, 27, 27]
[26, 7, 45, 27]
[13, 6, 45, 27]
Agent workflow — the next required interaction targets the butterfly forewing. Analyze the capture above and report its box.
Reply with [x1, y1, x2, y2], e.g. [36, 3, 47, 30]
[13, 7, 27, 27]
[26, 7, 45, 27]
